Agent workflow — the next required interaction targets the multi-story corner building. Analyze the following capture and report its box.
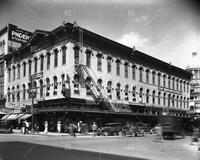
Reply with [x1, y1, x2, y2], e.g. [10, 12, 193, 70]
[0, 24, 32, 113]
[4, 22, 191, 128]
[186, 52, 200, 116]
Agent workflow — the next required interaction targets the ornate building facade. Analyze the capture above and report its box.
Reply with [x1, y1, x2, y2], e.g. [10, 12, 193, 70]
[4, 22, 191, 127]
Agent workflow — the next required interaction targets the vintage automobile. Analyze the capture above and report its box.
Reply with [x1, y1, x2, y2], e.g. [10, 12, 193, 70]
[97, 123, 123, 136]
[0, 120, 13, 133]
[122, 122, 146, 137]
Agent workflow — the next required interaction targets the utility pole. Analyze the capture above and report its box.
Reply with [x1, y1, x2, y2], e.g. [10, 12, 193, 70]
[29, 72, 43, 133]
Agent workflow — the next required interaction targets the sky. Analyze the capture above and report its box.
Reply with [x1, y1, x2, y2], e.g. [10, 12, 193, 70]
[0, 0, 200, 69]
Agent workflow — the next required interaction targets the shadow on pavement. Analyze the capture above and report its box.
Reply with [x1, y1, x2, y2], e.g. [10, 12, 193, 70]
[0, 141, 147, 160]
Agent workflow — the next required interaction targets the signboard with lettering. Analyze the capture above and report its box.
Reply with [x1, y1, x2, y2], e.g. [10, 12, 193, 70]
[8, 24, 32, 44]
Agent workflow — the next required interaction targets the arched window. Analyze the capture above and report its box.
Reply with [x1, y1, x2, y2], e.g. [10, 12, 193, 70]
[163, 93, 166, 106]
[22, 84, 26, 100]
[12, 87, 15, 102]
[152, 91, 156, 104]
[17, 85, 20, 102]
[61, 74, 65, 86]
[74, 74, 80, 94]
[132, 86, 136, 102]
[97, 79, 102, 87]
[168, 76, 171, 89]
[176, 96, 179, 108]
[139, 88, 143, 103]
[40, 80, 43, 98]
[53, 76, 58, 95]
[158, 92, 161, 105]
[146, 89, 150, 103]
[116, 83, 121, 100]
[180, 96, 183, 108]
[46, 78, 50, 96]
[125, 84, 129, 101]
[172, 95, 175, 107]
[7, 88, 10, 102]
[183, 97, 186, 108]
[86, 77, 91, 95]
[168, 94, 171, 107]
[107, 81, 112, 99]
[28, 83, 31, 99]
[34, 81, 37, 98]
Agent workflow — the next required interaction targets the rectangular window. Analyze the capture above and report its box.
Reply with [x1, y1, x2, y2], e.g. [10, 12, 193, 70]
[132, 66, 136, 80]
[86, 53, 91, 68]
[180, 81, 182, 92]
[13, 67, 15, 81]
[47, 53, 50, 70]
[152, 72, 155, 85]
[17, 65, 20, 79]
[172, 78, 175, 90]
[62, 46, 66, 65]
[40, 56, 44, 71]
[8, 68, 11, 82]
[97, 56, 102, 71]
[168, 77, 171, 89]
[29, 61, 32, 75]
[54, 52, 58, 67]
[23, 63, 26, 77]
[116, 61, 120, 76]
[107, 58, 111, 73]
[163, 76, 166, 87]
[176, 80, 179, 91]
[146, 71, 149, 83]
[125, 64, 128, 78]
[74, 49, 79, 65]
[139, 68, 143, 82]
[34, 59, 37, 73]
[158, 74, 161, 86]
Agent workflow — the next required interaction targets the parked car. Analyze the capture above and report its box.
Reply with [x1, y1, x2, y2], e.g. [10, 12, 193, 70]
[0, 120, 13, 133]
[97, 123, 123, 136]
[122, 122, 146, 137]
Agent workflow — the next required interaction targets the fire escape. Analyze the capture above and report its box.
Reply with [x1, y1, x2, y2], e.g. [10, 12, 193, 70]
[73, 22, 131, 112]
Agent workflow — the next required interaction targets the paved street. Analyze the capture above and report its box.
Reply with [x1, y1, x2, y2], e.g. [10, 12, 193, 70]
[0, 132, 199, 160]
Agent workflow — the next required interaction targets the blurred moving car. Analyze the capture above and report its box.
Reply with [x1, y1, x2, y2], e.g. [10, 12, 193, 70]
[159, 116, 185, 139]
[97, 123, 123, 136]
[0, 120, 13, 133]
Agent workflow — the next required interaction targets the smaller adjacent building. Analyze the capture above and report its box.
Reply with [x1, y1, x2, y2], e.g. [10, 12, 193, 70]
[0, 24, 32, 113]
[186, 52, 200, 117]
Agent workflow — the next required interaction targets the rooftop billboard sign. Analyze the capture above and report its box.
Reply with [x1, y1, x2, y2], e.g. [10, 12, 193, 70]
[8, 24, 32, 44]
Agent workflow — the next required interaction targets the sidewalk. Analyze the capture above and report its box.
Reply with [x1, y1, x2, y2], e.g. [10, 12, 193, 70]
[13, 129, 94, 137]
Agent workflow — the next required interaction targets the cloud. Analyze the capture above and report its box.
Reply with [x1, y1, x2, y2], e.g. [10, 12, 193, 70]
[33, 0, 160, 5]
[117, 32, 150, 49]
[135, 15, 149, 22]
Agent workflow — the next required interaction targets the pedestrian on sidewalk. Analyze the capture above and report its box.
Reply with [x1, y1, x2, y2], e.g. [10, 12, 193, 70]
[154, 124, 164, 142]
[24, 120, 29, 134]
[57, 121, 61, 133]
[92, 122, 98, 137]
[44, 121, 48, 134]
[77, 121, 82, 133]
[191, 127, 199, 145]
